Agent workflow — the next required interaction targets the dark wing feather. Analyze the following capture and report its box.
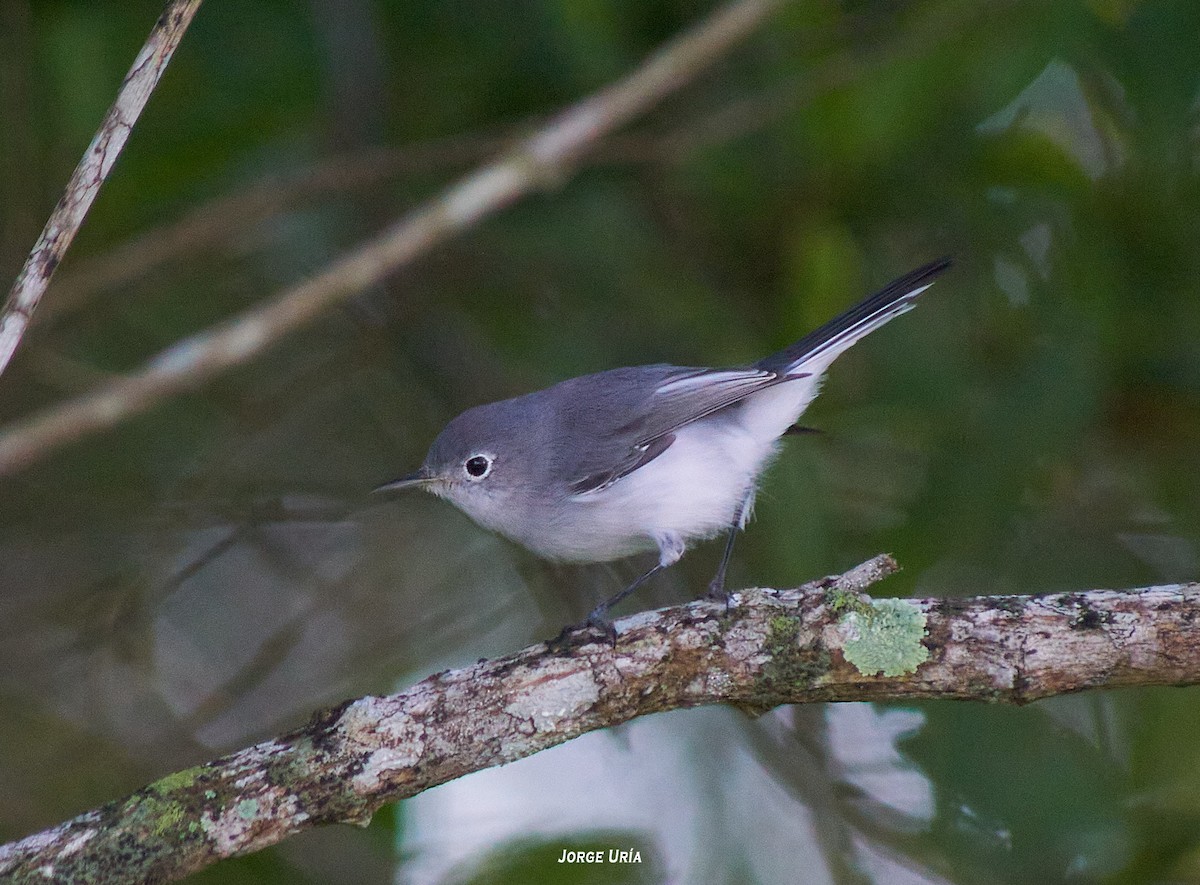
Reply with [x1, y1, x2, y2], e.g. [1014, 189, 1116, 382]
[622, 367, 807, 445]
[568, 432, 676, 495]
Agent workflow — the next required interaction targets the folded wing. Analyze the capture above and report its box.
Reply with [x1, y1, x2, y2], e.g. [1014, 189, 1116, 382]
[569, 367, 804, 495]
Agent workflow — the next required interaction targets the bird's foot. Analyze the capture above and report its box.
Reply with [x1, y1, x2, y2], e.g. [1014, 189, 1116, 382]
[586, 607, 619, 648]
[706, 576, 734, 612]
[546, 606, 618, 651]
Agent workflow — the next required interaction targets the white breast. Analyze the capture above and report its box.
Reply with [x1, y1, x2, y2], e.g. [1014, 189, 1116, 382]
[544, 434, 759, 561]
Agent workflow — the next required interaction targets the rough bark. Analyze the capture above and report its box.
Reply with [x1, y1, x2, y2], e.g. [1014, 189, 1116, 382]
[2, 554, 1199, 884]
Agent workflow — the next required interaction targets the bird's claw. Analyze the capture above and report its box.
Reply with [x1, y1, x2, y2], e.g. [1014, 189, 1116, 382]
[586, 609, 618, 648]
[546, 607, 618, 651]
[706, 578, 734, 612]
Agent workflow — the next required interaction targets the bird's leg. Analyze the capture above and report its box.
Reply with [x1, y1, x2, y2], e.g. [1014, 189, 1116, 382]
[782, 423, 822, 436]
[707, 525, 739, 603]
[548, 564, 663, 650]
[548, 533, 684, 650]
[707, 489, 754, 604]
[583, 562, 665, 646]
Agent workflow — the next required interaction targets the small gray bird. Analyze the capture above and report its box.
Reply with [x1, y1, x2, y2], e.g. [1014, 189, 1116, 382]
[379, 258, 951, 641]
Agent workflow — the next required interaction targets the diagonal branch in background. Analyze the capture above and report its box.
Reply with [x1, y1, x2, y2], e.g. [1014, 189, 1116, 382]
[0, 0, 204, 378]
[3, 555, 1200, 884]
[43, 0, 985, 327]
[38, 137, 511, 325]
[0, 0, 787, 476]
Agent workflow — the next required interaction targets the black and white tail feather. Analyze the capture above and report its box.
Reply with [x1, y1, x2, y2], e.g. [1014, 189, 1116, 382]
[624, 255, 954, 468]
[757, 256, 952, 375]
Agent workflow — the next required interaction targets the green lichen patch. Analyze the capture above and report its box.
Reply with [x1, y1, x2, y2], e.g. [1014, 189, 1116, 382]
[840, 598, 930, 677]
[119, 790, 190, 840]
[824, 587, 873, 618]
[757, 614, 832, 693]
[767, 615, 799, 646]
[149, 766, 204, 795]
[150, 802, 187, 838]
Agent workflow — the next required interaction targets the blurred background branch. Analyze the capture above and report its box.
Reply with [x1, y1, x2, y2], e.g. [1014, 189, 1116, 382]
[38, 1, 970, 330]
[4, 554, 1200, 884]
[0, 0, 785, 476]
[0, 0, 203, 377]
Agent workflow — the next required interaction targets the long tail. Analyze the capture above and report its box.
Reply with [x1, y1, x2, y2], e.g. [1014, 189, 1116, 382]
[756, 257, 953, 375]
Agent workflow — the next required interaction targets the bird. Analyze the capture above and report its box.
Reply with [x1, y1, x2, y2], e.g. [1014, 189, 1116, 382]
[378, 257, 951, 642]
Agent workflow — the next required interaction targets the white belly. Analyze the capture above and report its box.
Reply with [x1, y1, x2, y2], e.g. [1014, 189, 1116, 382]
[545, 416, 782, 562]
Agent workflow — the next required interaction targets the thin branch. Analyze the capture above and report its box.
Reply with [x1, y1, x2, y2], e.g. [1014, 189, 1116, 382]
[3, 555, 1200, 884]
[0, 0, 203, 377]
[40, 136, 512, 324]
[0, 0, 787, 476]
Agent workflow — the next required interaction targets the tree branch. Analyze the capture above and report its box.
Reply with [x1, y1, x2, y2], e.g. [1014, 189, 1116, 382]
[0, 0, 203, 377]
[0, 0, 786, 476]
[3, 554, 1199, 883]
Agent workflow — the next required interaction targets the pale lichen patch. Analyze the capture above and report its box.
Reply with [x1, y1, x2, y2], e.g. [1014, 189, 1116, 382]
[839, 598, 930, 677]
[342, 696, 431, 793]
[503, 664, 600, 732]
[706, 669, 733, 693]
[200, 789, 306, 856]
[58, 830, 96, 858]
[352, 745, 424, 794]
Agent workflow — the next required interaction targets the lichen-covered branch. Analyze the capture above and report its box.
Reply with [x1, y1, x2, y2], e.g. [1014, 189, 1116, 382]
[3, 554, 1200, 884]
[0, 0, 785, 476]
[0, 0, 204, 377]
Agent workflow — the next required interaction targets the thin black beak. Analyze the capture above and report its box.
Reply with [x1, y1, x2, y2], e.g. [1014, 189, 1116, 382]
[373, 469, 435, 494]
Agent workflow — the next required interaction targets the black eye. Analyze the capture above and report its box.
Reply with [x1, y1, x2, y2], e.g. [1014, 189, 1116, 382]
[465, 456, 491, 478]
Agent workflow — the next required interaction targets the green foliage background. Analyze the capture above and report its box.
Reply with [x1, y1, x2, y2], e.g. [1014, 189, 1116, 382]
[2, 0, 1200, 882]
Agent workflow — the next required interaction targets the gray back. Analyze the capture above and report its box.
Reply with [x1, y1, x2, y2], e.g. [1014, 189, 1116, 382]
[428, 365, 684, 494]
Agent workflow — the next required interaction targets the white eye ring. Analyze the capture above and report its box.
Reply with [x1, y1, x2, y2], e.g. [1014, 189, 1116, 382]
[463, 454, 493, 480]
